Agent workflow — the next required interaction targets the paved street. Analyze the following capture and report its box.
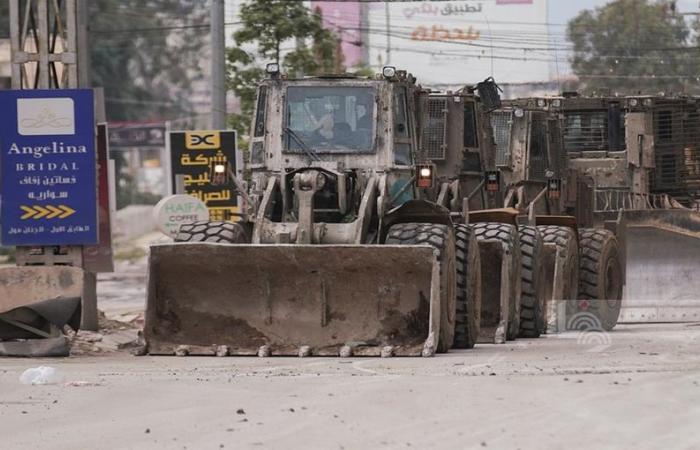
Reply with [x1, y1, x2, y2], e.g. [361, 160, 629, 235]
[2, 323, 699, 450]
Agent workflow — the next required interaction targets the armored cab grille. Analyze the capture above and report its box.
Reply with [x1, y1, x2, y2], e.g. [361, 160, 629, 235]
[420, 97, 448, 160]
[651, 101, 700, 203]
[490, 110, 512, 167]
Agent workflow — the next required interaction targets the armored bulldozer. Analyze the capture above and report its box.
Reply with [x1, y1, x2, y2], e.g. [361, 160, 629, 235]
[501, 93, 700, 327]
[483, 97, 624, 334]
[417, 87, 524, 344]
[418, 90, 600, 340]
[144, 66, 484, 357]
[551, 94, 700, 324]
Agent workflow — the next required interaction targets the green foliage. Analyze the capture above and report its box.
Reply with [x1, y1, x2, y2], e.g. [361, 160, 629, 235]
[568, 0, 694, 94]
[226, 0, 342, 141]
[89, 0, 209, 121]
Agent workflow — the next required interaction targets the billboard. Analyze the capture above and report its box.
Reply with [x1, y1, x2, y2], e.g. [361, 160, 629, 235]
[0, 89, 97, 246]
[312, 1, 364, 67]
[368, 0, 549, 87]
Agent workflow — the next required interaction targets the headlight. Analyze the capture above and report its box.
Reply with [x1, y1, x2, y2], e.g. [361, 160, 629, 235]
[416, 164, 434, 188]
[537, 99, 546, 107]
[514, 108, 525, 118]
[629, 98, 638, 107]
[382, 66, 396, 78]
[551, 99, 561, 108]
[643, 98, 653, 106]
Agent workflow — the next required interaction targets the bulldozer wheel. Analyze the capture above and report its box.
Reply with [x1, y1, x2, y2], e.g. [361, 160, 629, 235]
[472, 222, 521, 341]
[453, 224, 482, 349]
[577, 228, 623, 331]
[538, 225, 579, 332]
[175, 221, 248, 243]
[386, 223, 457, 353]
[518, 226, 546, 338]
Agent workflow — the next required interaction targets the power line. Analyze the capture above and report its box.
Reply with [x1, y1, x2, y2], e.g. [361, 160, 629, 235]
[91, 21, 242, 34]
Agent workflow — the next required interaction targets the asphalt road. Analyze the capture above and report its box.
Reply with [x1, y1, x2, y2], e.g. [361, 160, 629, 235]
[2, 323, 700, 450]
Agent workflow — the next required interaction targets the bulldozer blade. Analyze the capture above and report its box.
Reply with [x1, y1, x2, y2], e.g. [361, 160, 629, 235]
[621, 209, 700, 323]
[475, 241, 511, 344]
[144, 243, 441, 357]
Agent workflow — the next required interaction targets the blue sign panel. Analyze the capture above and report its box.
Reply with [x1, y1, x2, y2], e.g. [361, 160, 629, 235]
[0, 89, 97, 245]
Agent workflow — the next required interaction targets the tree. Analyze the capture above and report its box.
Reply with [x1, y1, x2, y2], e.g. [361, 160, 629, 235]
[226, 0, 341, 141]
[89, 0, 209, 122]
[568, 0, 693, 94]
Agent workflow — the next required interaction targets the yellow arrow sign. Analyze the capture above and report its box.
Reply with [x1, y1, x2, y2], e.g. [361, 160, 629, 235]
[20, 205, 37, 219]
[20, 205, 77, 220]
[46, 205, 63, 219]
[58, 205, 76, 219]
[33, 205, 50, 219]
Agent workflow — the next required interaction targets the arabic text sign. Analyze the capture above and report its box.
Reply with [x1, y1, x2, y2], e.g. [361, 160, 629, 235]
[169, 130, 239, 221]
[369, 0, 549, 85]
[0, 89, 97, 246]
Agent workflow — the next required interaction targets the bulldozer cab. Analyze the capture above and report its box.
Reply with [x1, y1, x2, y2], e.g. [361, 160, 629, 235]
[245, 69, 432, 245]
[492, 100, 566, 184]
[249, 76, 415, 171]
[418, 89, 501, 214]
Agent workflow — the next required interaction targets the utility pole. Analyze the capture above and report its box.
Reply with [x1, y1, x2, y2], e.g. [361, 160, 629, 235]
[385, 2, 391, 65]
[360, 1, 370, 66]
[10, 0, 79, 89]
[211, 0, 227, 130]
[76, 0, 90, 88]
[8, 0, 98, 330]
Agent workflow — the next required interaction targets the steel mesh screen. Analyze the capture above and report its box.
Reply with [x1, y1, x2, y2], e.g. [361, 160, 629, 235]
[528, 113, 548, 180]
[563, 111, 609, 152]
[421, 98, 447, 160]
[652, 103, 700, 203]
[490, 111, 512, 167]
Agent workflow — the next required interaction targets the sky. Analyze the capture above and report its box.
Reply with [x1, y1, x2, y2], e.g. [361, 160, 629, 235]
[551, 0, 699, 24]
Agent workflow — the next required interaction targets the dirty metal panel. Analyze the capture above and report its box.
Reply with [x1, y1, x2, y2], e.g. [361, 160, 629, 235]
[145, 243, 439, 356]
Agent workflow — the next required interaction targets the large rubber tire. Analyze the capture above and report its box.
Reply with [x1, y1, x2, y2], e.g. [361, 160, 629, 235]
[518, 226, 547, 338]
[386, 223, 457, 353]
[453, 224, 482, 349]
[175, 221, 248, 243]
[472, 222, 521, 341]
[576, 228, 623, 331]
[538, 225, 579, 332]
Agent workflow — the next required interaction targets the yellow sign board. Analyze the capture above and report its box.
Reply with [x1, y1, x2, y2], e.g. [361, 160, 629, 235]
[185, 131, 221, 150]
